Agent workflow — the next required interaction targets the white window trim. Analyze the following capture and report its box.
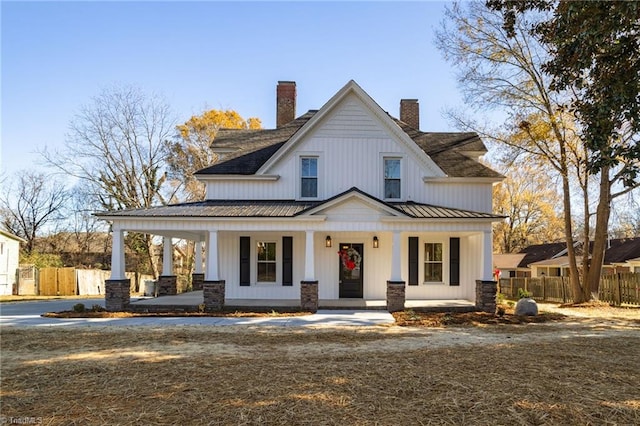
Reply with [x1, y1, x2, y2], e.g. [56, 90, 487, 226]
[381, 154, 405, 201]
[297, 153, 322, 200]
[422, 238, 448, 285]
[253, 239, 279, 285]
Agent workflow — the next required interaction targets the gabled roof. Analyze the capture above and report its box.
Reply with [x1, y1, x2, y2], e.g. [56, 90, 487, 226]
[96, 187, 503, 220]
[516, 237, 640, 268]
[195, 80, 503, 180]
[603, 237, 640, 264]
[0, 229, 26, 243]
[517, 242, 568, 268]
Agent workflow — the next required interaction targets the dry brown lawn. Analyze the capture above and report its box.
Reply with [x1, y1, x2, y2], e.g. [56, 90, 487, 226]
[1, 305, 638, 425]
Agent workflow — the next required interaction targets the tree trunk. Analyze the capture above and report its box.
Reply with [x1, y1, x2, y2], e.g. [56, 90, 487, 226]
[587, 167, 612, 297]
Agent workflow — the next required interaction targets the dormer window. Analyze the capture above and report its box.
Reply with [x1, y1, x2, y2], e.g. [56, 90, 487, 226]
[384, 157, 401, 199]
[301, 157, 318, 198]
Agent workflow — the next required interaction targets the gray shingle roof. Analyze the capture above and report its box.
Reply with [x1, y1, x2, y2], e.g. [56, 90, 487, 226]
[195, 110, 503, 179]
[195, 112, 315, 175]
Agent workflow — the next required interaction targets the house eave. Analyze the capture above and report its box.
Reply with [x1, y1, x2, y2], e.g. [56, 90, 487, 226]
[423, 176, 504, 184]
[196, 174, 280, 181]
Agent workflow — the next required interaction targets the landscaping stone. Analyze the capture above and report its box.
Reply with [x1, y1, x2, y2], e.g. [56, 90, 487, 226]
[515, 297, 538, 316]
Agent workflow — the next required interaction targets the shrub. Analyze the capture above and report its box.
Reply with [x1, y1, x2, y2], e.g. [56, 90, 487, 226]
[73, 303, 86, 313]
[517, 288, 532, 299]
[91, 304, 106, 312]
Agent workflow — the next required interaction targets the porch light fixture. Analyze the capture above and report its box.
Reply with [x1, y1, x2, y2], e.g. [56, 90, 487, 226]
[325, 235, 332, 248]
[373, 236, 379, 248]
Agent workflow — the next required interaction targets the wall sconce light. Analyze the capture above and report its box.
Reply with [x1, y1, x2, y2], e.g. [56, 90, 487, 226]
[325, 235, 332, 248]
[373, 236, 379, 248]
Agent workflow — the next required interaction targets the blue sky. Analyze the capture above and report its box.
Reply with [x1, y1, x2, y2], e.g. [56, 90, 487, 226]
[1, 1, 465, 178]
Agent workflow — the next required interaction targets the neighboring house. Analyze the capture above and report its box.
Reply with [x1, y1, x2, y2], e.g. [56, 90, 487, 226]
[492, 253, 528, 278]
[97, 80, 504, 311]
[498, 237, 640, 277]
[0, 230, 25, 295]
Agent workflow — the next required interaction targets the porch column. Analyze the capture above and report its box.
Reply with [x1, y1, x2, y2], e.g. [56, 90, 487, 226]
[205, 231, 219, 281]
[390, 231, 402, 281]
[203, 230, 225, 310]
[192, 240, 204, 291]
[303, 230, 315, 280]
[158, 236, 177, 296]
[482, 230, 494, 281]
[387, 231, 405, 312]
[301, 230, 318, 312]
[105, 228, 130, 311]
[476, 230, 497, 313]
[110, 229, 126, 280]
[194, 241, 203, 274]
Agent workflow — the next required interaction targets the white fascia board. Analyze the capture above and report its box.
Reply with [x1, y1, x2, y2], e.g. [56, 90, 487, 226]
[423, 176, 504, 184]
[380, 216, 503, 224]
[196, 174, 280, 182]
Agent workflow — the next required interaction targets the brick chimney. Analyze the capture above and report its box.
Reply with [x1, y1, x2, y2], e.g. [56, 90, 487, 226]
[400, 99, 419, 130]
[276, 81, 296, 127]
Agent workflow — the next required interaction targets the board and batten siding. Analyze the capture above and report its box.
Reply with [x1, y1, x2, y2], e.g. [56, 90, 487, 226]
[214, 230, 480, 302]
[204, 94, 493, 213]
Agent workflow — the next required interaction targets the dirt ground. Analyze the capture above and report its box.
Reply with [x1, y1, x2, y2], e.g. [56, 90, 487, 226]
[1, 303, 638, 425]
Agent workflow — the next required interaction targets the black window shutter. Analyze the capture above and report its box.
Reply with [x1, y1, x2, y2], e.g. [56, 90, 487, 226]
[408, 237, 418, 286]
[239, 236, 250, 286]
[282, 236, 293, 286]
[450, 237, 460, 286]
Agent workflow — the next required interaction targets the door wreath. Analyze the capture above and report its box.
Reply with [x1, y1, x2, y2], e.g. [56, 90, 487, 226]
[338, 247, 361, 271]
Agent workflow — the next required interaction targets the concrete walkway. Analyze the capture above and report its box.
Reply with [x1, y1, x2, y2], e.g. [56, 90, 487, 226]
[0, 310, 395, 328]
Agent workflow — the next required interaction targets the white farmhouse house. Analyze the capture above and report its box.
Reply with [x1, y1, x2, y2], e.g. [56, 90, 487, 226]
[97, 80, 504, 312]
[0, 229, 24, 295]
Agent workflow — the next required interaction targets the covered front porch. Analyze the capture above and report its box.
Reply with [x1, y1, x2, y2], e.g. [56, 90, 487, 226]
[128, 290, 478, 313]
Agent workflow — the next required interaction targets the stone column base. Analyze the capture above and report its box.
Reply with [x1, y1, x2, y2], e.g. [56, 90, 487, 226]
[476, 280, 497, 313]
[105, 279, 131, 312]
[386, 281, 406, 312]
[157, 275, 177, 296]
[203, 280, 225, 311]
[301, 281, 319, 313]
[191, 273, 204, 291]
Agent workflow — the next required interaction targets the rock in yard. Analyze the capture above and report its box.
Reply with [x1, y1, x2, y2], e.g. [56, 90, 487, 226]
[515, 298, 538, 316]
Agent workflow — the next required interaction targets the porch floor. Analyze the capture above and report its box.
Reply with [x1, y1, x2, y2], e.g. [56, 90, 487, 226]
[131, 291, 476, 311]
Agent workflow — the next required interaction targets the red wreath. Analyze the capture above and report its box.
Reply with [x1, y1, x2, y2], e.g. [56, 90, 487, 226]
[338, 248, 361, 271]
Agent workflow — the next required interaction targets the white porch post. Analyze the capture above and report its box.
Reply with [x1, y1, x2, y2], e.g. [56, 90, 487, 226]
[110, 228, 126, 280]
[194, 241, 203, 274]
[162, 236, 173, 276]
[304, 230, 315, 281]
[205, 230, 219, 281]
[482, 230, 494, 281]
[390, 231, 402, 281]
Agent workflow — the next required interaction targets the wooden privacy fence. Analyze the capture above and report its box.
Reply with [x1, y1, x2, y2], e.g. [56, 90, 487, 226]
[18, 268, 154, 296]
[498, 273, 640, 306]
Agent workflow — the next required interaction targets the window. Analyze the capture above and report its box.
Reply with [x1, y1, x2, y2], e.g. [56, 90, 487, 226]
[384, 158, 401, 199]
[256, 241, 276, 282]
[424, 242, 443, 282]
[301, 157, 318, 198]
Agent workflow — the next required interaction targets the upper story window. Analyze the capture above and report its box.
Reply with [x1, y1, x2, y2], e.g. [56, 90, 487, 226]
[301, 157, 318, 198]
[384, 157, 401, 199]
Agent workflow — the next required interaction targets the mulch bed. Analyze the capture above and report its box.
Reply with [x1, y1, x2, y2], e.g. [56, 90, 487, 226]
[42, 310, 310, 319]
[392, 309, 567, 327]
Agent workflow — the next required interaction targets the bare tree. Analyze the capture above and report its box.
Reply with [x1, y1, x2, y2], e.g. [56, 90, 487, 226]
[41, 85, 177, 277]
[0, 170, 69, 254]
[436, 2, 638, 302]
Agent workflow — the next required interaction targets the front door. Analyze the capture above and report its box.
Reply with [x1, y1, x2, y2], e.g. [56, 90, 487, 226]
[339, 243, 364, 298]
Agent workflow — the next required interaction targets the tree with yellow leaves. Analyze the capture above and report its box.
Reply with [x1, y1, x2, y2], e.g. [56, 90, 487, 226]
[167, 109, 262, 201]
[492, 160, 565, 254]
